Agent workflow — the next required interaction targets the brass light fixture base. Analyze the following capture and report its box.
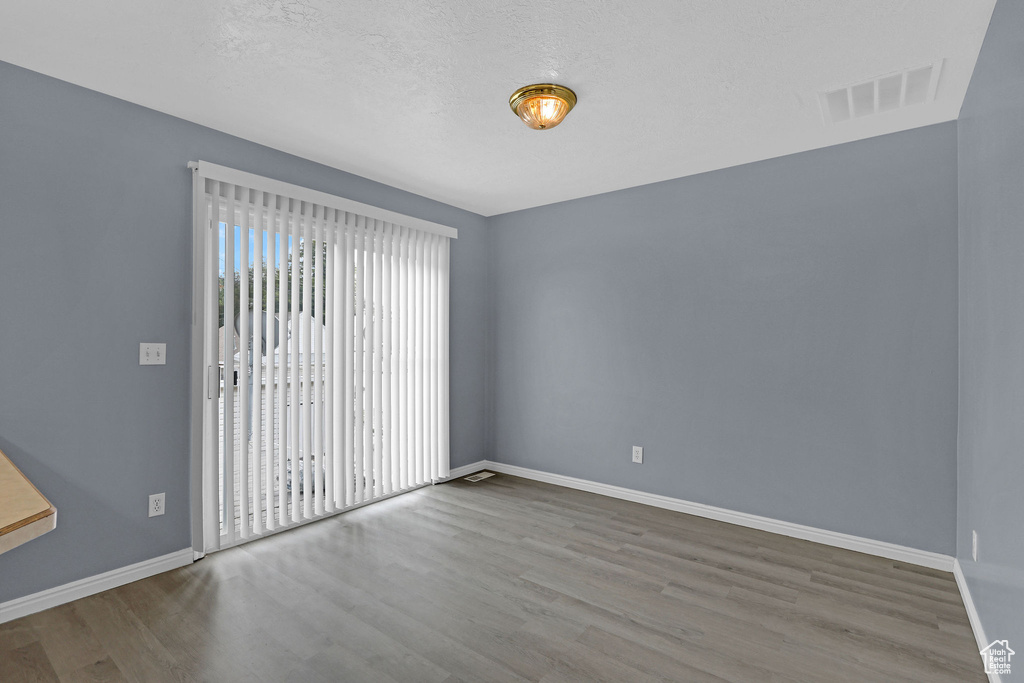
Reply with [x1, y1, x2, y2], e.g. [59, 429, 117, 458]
[509, 83, 577, 130]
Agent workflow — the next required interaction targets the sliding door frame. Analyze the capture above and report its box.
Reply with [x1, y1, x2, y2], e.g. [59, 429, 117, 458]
[189, 166, 208, 558]
[188, 161, 455, 558]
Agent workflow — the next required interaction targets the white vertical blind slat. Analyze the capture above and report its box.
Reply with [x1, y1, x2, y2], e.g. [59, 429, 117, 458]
[277, 200, 290, 527]
[381, 223, 393, 495]
[364, 219, 376, 500]
[353, 218, 366, 504]
[398, 228, 409, 491]
[265, 195, 277, 531]
[406, 228, 415, 487]
[429, 235, 439, 482]
[312, 209, 324, 516]
[251, 195, 264, 536]
[415, 231, 425, 486]
[289, 201, 302, 523]
[222, 184, 237, 545]
[342, 214, 355, 507]
[372, 221, 384, 498]
[422, 233, 431, 485]
[238, 192, 252, 539]
[324, 209, 336, 512]
[439, 238, 450, 479]
[301, 203, 314, 519]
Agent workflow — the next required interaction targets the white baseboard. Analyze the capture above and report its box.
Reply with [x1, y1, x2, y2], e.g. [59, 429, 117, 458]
[0, 548, 193, 624]
[459, 460, 955, 572]
[443, 461, 494, 480]
[954, 559, 1000, 683]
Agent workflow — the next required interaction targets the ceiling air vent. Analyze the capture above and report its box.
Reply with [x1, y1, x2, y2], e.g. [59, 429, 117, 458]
[819, 60, 944, 125]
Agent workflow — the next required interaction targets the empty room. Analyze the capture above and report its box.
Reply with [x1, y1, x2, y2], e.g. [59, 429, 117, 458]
[1, 1, 1021, 681]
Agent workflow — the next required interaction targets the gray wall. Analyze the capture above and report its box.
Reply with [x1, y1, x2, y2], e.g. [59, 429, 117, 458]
[0, 60, 489, 603]
[489, 124, 960, 554]
[957, 0, 1024, 650]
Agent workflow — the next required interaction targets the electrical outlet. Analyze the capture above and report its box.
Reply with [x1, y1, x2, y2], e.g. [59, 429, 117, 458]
[139, 343, 166, 365]
[149, 493, 165, 517]
[972, 530, 978, 562]
[632, 446, 643, 464]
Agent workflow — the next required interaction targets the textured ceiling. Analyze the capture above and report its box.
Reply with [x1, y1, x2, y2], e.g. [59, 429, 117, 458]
[0, 1, 996, 216]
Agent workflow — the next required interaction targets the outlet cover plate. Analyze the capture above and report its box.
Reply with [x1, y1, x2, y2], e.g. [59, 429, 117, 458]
[632, 446, 643, 464]
[149, 492, 165, 517]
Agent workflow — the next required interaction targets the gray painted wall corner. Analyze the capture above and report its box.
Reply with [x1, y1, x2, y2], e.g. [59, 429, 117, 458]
[0, 59, 489, 603]
[956, 0, 1024, 654]
[487, 123, 959, 556]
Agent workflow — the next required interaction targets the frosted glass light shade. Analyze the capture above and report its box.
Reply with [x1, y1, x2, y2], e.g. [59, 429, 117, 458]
[510, 84, 577, 130]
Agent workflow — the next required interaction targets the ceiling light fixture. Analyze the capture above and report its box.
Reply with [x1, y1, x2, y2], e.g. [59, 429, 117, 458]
[509, 83, 577, 130]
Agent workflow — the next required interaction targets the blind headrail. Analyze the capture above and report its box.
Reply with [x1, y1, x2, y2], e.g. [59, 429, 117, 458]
[188, 161, 457, 239]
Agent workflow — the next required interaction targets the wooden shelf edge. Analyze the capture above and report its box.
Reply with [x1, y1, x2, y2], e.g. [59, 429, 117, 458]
[0, 448, 58, 555]
[0, 504, 57, 537]
[0, 510, 57, 555]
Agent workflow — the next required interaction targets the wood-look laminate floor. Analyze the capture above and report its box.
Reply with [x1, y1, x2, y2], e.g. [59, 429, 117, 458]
[0, 474, 985, 682]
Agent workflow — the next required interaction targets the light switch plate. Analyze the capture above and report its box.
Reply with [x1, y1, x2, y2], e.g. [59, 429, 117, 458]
[140, 343, 166, 365]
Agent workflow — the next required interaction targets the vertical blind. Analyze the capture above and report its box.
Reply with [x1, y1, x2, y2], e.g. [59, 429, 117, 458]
[192, 162, 453, 552]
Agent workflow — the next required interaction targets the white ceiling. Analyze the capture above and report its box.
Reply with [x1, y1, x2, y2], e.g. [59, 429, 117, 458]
[0, 1, 996, 216]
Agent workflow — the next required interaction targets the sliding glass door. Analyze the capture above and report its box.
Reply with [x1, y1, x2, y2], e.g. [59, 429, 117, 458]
[191, 163, 452, 553]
